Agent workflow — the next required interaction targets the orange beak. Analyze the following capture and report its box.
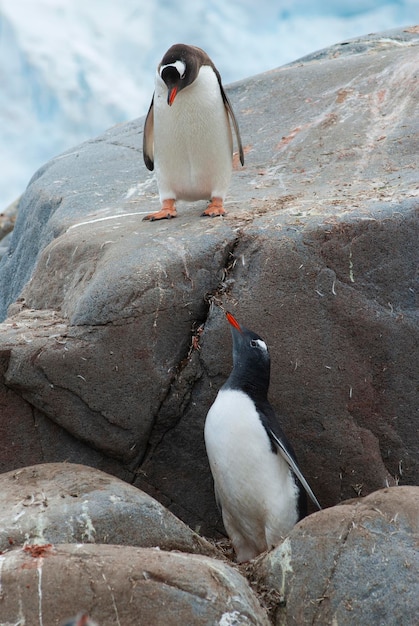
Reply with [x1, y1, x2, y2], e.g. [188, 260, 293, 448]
[226, 312, 242, 332]
[168, 86, 178, 106]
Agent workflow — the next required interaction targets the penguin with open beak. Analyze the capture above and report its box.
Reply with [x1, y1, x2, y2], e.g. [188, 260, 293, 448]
[143, 43, 244, 221]
[204, 312, 321, 563]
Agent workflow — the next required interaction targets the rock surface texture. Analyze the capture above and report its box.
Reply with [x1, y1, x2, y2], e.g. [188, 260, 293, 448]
[0, 463, 216, 556]
[0, 543, 270, 625]
[0, 28, 418, 542]
[251, 486, 419, 625]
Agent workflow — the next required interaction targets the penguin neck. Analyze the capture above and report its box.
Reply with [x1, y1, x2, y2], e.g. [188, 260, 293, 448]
[225, 366, 270, 402]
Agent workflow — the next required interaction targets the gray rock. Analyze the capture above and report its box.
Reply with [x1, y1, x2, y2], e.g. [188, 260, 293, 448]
[251, 486, 419, 625]
[0, 463, 217, 556]
[0, 543, 270, 625]
[0, 28, 418, 536]
[289, 24, 419, 65]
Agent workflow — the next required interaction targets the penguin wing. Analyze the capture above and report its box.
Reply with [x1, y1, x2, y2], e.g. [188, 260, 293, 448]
[143, 96, 155, 171]
[219, 84, 244, 166]
[269, 428, 322, 511]
[258, 401, 321, 510]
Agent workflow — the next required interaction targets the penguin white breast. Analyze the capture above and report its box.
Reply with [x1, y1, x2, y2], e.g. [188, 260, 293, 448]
[204, 388, 299, 558]
[153, 66, 233, 202]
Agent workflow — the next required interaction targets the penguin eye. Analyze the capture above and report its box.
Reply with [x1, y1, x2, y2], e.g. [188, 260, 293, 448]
[173, 60, 186, 78]
[250, 339, 268, 351]
[160, 60, 186, 80]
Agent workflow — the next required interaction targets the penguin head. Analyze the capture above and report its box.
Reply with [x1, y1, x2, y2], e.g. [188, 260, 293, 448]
[225, 312, 271, 398]
[158, 44, 209, 106]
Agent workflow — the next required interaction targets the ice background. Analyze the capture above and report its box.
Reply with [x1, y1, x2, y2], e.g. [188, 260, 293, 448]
[0, 0, 417, 208]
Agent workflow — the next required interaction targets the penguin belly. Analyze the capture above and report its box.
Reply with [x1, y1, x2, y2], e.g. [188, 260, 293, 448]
[204, 388, 300, 562]
[153, 66, 233, 202]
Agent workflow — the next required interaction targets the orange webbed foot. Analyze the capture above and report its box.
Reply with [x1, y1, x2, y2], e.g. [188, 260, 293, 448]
[202, 197, 225, 217]
[143, 199, 177, 221]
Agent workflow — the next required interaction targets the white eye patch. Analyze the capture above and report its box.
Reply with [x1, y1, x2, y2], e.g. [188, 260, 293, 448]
[160, 60, 186, 79]
[251, 339, 268, 351]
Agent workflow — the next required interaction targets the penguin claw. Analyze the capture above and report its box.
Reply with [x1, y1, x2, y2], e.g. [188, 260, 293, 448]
[143, 211, 176, 221]
[201, 210, 225, 218]
[202, 198, 226, 217]
[143, 201, 177, 221]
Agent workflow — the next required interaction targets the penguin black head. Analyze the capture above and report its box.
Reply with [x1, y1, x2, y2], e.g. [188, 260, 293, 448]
[224, 312, 271, 399]
[158, 43, 215, 106]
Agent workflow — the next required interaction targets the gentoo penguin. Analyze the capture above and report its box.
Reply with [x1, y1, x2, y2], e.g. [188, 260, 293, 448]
[143, 43, 244, 220]
[204, 312, 321, 563]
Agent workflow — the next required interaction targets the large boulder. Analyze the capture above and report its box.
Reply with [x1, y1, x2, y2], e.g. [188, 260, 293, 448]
[0, 463, 217, 556]
[251, 486, 419, 625]
[0, 27, 418, 535]
[0, 544, 270, 625]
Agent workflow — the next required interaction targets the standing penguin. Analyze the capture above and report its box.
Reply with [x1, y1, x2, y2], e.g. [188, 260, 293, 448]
[204, 312, 321, 563]
[143, 44, 244, 221]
